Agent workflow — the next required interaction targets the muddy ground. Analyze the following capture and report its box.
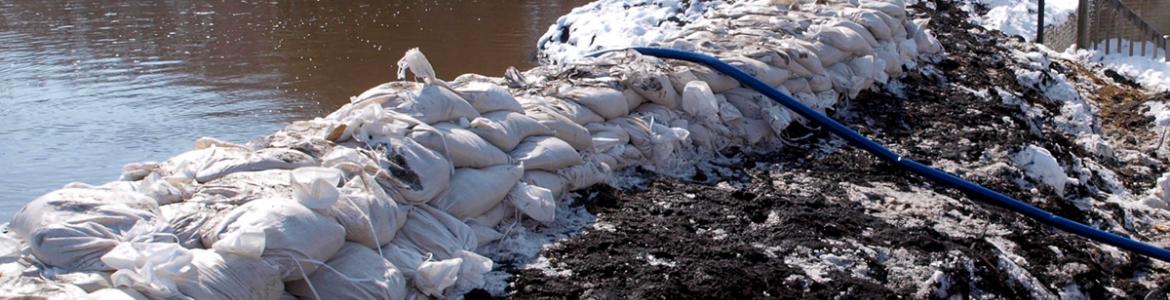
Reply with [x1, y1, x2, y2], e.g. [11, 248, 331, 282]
[499, 0, 1170, 298]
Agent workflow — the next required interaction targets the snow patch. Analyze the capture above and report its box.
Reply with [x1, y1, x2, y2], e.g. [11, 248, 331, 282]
[1012, 145, 1069, 195]
[969, 0, 1078, 42]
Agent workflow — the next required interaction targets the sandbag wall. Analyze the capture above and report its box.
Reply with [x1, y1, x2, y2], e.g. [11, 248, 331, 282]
[0, 0, 941, 298]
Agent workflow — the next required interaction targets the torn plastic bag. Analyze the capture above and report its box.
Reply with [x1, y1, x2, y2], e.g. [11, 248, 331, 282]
[287, 243, 407, 300]
[431, 164, 523, 220]
[510, 136, 584, 171]
[9, 188, 170, 271]
[411, 122, 511, 168]
[325, 174, 409, 249]
[101, 241, 193, 298]
[202, 198, 345, 281]
[396, 47, 437, 83]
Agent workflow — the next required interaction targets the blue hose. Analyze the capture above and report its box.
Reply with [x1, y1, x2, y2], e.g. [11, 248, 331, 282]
[607, 47, 1170, 263]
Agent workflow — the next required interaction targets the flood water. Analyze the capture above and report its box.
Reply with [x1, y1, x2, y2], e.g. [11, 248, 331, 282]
[0, 0, 590, 220]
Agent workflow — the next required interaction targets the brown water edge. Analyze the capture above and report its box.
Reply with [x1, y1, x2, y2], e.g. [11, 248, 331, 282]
[0, 0, 590, 220]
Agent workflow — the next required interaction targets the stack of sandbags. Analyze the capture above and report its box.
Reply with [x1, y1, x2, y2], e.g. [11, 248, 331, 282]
[0, 0, 944, 298]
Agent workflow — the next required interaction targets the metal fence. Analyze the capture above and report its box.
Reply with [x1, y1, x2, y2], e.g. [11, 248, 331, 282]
[1069, 0, 1169, 61]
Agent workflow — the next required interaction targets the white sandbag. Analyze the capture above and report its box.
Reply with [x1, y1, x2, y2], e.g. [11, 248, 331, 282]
[161, 146, 250, 180]
[321, 147, 380, 176]
[468, 202, 515, 228]
[860, 1, 906, 20]
[194, 148, 318, 184]
[726, 56, 790, 86]
[524, 106, 595, 152]
[682, 81, 720, 121]
[454, 81, 523, 113]
[510, 136, 584, 171]
[557, 157, 612, 190]
[833, 20, 880, 49]
[394, 205, 478, 260]
[468, 223, 504, 247]
[634, 103, 682, 124]
[681, 66, 741, 92]
[202, 198, 345, 281]
[545, 96, 605, 125]
[193, 169, 295, 205]
[826, 62, 863, 97]
[411, 122, 511, 168]
[326, 174, 409, 249]
[178, 249, 285, 300]
[9, 188, 169, 271]
[558, 86, 629, 120]
[385, 84, 480, 125]
[287, 243, 407, 300]
[847, 56, 879, 90]
[841, 8, 893, 40]
[587, 122, 631, 153]
[507, 182, 555, 224]
[468, 111, 554, 152]
[810, 41, 852, 67]
[290, 167, 344, 209]
[626, 73, 681, 108]
[431, 164, 524, 220]
[623, 88, 647, 112]
[784, 77, 813, 95]
[135, 173, 186, 205]
[120, 162, 161, 181]
[778, 40, 829, 76]
[397, 47, 437, 83]
[608, 116, 656, 158]
[378, 136, 453, 205]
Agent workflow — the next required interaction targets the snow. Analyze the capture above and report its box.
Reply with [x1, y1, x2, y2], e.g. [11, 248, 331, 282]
[1012, 145, 1069, 195]
[969, 0, 1079, 42]
[536, 0, 717, 63]
[1148, 101, 1170, 128]
[1088, 42, 1170, 92]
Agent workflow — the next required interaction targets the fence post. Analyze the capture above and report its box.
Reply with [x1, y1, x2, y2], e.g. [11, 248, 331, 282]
[1165, 35, 1169, 62]
[1038, 0, 1046, 43]
[1077, 0, 1089, 49]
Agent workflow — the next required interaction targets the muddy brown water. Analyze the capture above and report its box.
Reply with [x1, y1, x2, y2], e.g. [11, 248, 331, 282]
[0, 0, 590, 220]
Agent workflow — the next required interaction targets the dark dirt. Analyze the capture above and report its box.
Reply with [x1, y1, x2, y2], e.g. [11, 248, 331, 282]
[504, 0, 1170, 298]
